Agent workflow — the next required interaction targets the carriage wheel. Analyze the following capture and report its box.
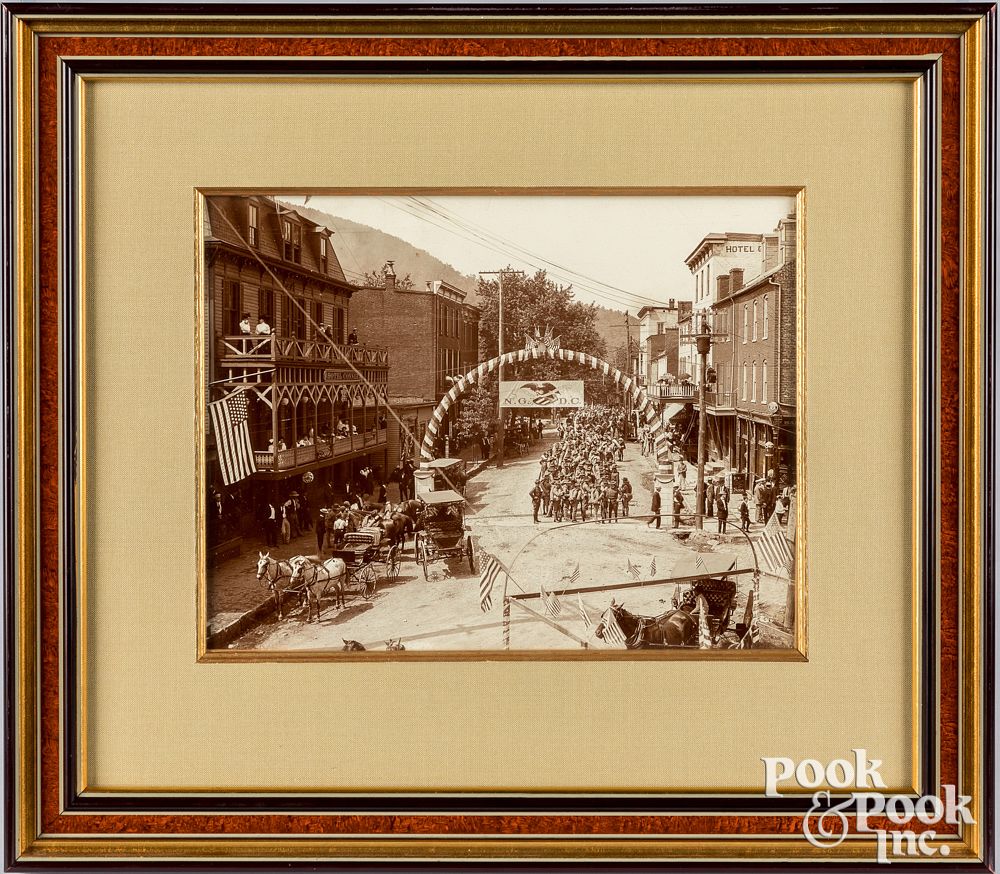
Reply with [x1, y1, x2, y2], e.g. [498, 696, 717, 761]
[412, 532, 422, 561]
[385, 545, 401, 581]
[466, 537, 475, 573]
[358, 563, 377, 599]
[421, 542, 430, 580]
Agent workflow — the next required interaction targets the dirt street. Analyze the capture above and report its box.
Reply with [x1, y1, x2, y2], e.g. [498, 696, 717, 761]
[231, 435, 793, 652]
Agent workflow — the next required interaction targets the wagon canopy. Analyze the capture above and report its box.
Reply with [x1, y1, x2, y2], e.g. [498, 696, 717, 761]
[424, 458, 464, 470]
[420, 489, 466, 506]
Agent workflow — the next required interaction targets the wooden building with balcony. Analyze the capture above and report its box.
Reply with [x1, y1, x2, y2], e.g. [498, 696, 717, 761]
[204, 196, 391, 549]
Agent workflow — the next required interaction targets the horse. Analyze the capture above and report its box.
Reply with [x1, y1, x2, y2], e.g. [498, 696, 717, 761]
[594, 599, 697, 648]
[288, 555, 349, 621]
[255, 551, 302, 619]
[342, 639, 366, 651]
[385, 638, 405, 651]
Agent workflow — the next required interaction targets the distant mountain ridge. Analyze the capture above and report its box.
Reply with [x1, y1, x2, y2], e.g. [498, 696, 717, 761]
[284, 200, 640, 356]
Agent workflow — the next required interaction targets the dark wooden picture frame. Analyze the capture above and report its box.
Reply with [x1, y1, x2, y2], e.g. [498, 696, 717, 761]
[2, 3, 995, 868]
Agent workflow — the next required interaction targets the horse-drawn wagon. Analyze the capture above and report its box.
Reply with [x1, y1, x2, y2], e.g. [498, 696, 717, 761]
[594, 554, 748, 649]
[412, 489, 475, 579]
[421, 457, 468, 494]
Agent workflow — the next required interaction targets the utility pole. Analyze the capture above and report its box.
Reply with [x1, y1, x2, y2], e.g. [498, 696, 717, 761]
[479, 269, 524, 469]
[694, 316, 711, 530]
[624, 311, 634, 437]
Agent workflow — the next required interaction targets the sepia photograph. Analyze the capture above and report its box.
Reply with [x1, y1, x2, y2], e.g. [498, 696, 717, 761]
[202, 193, 799, 653]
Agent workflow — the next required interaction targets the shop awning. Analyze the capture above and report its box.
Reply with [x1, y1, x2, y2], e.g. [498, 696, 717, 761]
[662, 403, 686, 422]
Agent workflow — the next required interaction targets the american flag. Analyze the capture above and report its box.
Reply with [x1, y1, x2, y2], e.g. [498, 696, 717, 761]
[569, 563, 580, 586]
[479, 553, 505, 612]
[577, 594, 592, 630]
[758, 513, 794, 576]
[649, 556, 657, 577]
[602, 605, 629, 648]
[625, 558, 641, 580]
[208, 388, 257, 485]
[540, 583, 562, 617]
[695, 553, 706, 572]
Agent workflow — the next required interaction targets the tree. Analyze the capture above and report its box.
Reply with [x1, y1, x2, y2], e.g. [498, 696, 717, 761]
[453, 381, 498, 443]
[452, 269, 623, 436]
[362, 269, 415, 290]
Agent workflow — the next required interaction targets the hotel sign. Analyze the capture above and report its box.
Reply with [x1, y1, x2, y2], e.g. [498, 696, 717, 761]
[323, 369, 360, 382]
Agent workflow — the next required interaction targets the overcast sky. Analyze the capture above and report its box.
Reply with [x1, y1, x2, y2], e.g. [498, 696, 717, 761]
[283, 195, 795, 314]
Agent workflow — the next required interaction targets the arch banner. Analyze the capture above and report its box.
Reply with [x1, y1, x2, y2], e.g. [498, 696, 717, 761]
[420, 347, 671, 463]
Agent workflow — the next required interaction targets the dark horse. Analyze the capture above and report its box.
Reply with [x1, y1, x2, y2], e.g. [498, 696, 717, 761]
[594, 599, 697, 648]
[392, 500, 426, 551]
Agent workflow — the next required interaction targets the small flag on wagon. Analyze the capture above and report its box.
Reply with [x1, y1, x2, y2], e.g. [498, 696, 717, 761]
[577, 594, 592, 631]
[696, 593, 713, 649]
[625, 558, 641, 580]
[759, 513, 794, 576]
[603, 604, 629, 648]
[479, 552, 505, 612]
[540, 583, 562, 617]
[208, 387, 257, 486]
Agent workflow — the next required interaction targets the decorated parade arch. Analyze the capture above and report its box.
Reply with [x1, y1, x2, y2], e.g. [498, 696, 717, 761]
[419, 346, 672, 463]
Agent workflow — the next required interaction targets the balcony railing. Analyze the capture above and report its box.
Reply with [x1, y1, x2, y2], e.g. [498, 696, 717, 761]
[222, 335, 389, 368]
[647, 383, 697, 400]
[253, 429, 387, 472]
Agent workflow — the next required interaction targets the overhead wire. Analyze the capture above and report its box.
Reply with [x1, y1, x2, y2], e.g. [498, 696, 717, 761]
[373, 196, 664, 311]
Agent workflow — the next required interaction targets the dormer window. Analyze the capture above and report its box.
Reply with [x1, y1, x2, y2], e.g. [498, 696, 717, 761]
[248, 203, 259, 247]
[319, 236, 328, 274]
[281, 218, 302, 264]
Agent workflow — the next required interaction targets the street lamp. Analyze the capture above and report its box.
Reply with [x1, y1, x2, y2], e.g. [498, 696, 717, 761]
[763, 440, 775, 482]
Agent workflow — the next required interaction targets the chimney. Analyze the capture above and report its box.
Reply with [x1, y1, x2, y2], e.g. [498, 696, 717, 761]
[716, 275, 730, 299]
[668, 298, 675, 309]
[729, 267, 744, 291]
[383, 260, 396, 292]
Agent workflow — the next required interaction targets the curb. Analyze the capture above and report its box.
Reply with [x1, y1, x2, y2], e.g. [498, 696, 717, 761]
[207, 595, 282, 649]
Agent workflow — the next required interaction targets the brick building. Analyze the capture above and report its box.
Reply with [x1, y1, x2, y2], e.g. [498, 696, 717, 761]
[636, 301, 690, 386]
[350, 265, 480, 466]
[205, 195, 390, 554]
[687, 213, 797, 488]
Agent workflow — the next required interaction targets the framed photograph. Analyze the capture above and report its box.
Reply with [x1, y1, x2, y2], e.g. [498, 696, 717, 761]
[3, 2, 995, 868]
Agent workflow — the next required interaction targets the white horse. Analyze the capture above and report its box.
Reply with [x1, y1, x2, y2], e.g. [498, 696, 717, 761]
[255, 551, 303, 619]
[288, 555, 349, 621]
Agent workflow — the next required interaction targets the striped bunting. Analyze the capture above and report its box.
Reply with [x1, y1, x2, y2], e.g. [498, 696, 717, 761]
[758, 513, 794, 576]
[479, 553, 506, 613]
[419, 346, 671, 461]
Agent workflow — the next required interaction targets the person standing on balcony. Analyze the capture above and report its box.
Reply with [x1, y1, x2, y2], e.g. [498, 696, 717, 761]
[347, 328, 359, 345]
[255, 316, 271, 335]
[239, 312, 252, 334]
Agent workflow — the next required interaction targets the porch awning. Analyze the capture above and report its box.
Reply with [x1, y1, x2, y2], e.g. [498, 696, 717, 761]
[662, 403, 686, 422]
